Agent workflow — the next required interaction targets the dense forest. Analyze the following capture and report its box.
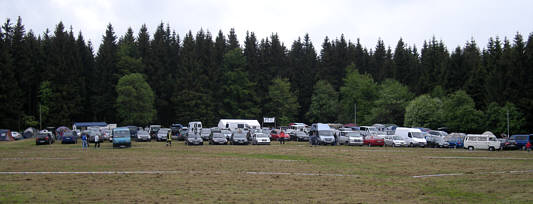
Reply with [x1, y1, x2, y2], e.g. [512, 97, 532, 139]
[1, 17, 532, 134]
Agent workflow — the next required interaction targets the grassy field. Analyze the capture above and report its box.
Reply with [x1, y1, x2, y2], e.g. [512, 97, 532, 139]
[1, 139, 532, 203]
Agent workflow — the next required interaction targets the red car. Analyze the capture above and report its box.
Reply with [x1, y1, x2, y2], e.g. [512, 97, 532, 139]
[270, 129, 289, 140]
[364, 135, 385, 146]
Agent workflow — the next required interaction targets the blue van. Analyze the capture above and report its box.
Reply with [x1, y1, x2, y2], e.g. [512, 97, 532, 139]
[112, 127, 131, 148]
[509, 134, 533, 150]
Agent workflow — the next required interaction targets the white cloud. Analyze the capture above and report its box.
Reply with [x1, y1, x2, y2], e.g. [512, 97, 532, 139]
[1, 0, 532, 51]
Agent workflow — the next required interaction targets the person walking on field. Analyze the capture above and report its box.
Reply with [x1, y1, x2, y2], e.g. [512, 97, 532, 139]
[166, 130, 172, 147]
[94, 134, 100, 148]
[81, 133, 88, 150]
[526, 141, 531, 152]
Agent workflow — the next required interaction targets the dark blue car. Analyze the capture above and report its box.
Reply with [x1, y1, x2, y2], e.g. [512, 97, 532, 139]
[61, 131, 77, 144]
[510, 134, 533, 150]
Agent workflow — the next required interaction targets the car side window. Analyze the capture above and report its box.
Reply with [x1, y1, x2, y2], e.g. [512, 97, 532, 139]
[489, 137, 496, 141]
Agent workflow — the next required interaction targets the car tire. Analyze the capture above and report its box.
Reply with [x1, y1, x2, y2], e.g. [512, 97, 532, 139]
[468, 146, 474, 151]
[489, 146, 495, 151]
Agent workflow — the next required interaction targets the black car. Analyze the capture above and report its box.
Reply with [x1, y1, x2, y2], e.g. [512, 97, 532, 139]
[502, 138, 520, 150]
[209, 132, 228, 145]
[36, 132, 55, 145]
[230, 132, 249, 145]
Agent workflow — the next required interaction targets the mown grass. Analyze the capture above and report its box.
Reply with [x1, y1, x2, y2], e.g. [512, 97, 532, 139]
[0, 139, 532, 203]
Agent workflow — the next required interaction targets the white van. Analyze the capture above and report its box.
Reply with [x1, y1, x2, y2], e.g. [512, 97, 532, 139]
[188, 121, 202, 134]
[309, 123, 336, 145]
[464, 134, 500, 151]
[394, 127, 427, 147]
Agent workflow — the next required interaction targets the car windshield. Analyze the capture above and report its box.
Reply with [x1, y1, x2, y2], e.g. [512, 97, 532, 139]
[201, 129, 211, 134]
[113, 130, 129, 138]
[151, 127, 160, 132]
[222, 130, 231, 134]
[37, 133, 49, 138]
[255, 133, 267, 138]
[393, 136, 402, 140]
[233, 133, 246, 138]
[411, 132, 424, 138]
[345, 132, 360, 137]
[318, 130, 333, 137]
[138, 131, 149, 136]
[63, 132, 73, 137]
[189, 134, 201, 139]
[296, 131, 307, 136]
[213, 133, 224, 138]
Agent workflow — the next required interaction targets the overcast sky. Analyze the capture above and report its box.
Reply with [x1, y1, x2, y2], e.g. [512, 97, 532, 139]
[1, 0, 532, 52]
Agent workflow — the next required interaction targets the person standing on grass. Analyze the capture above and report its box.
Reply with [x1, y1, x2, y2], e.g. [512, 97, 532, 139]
[166, 130, 172, 147]
[279, 131, 286, 144]
[94, 134, 100, 148]
[81, 133, 88, 150]
[526, 141, 531, 152]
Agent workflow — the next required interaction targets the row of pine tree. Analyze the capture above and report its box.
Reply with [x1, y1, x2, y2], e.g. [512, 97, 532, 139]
[1, 17, 532, 132]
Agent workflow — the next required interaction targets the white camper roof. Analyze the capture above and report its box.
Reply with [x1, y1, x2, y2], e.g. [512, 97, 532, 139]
[218, 119, 261, 129]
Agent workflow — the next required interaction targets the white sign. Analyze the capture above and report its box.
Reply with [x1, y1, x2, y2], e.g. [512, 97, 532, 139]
[263, 117, 275, 123]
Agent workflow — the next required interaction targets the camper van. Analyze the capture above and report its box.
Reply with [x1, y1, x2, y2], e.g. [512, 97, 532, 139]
[394, 127, 427, 147]
[112, 127, 131, 148]
[217, 119, 260, 131]
[188, 121, 203, 134]
[309, 123, 336, 145]
[464, 134, 500, 151]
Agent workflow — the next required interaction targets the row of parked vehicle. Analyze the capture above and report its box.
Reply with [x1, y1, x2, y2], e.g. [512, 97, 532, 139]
[8, 120, 531, 152]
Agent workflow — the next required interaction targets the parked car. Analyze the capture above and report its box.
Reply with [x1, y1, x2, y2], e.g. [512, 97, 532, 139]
[251, 132, 270, 145]
[209, 132, 227, 145]
[230, 132, 249, 145]
[126, 126, 138, 139]
[464, 134, 500, 151]
[270, 129, 290, 141]
[501, 138, 519, 150]
[101, 129, 112, 141]
[61, 131, 77, 144]
[309, 123, 336, 145]
[509, 134, 533, 150]
[36, 131, 55, 145]
[221, 128, 232, 140]
[293, 131, 309, 141]
[112, 127, 132, 148]
[426, 135, 449, 148]
[170, 124, 183, 140]
[136, 130, 151, 142]
[149, 125, 161, 140]
[200, 128, 211, 141]
[12, 131, 23, 140]
[445, 133, 465, 148]
[178, 127, 188, 141]
[384, 135, 407, 147]
[87, 129, 101, 143]
[338, 129, 363, 146]
[185, 133, 203, 145]
[156, 128, 169, 141]
[364, 135, 385, 147]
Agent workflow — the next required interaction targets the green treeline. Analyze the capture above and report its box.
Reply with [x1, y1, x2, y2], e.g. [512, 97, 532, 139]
[1, 17, 532, 134]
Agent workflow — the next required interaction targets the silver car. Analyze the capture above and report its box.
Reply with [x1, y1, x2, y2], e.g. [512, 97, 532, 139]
[136, 130, 151, 142]
[251, 133, 270, 145]
[156, 128, 169, 142]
